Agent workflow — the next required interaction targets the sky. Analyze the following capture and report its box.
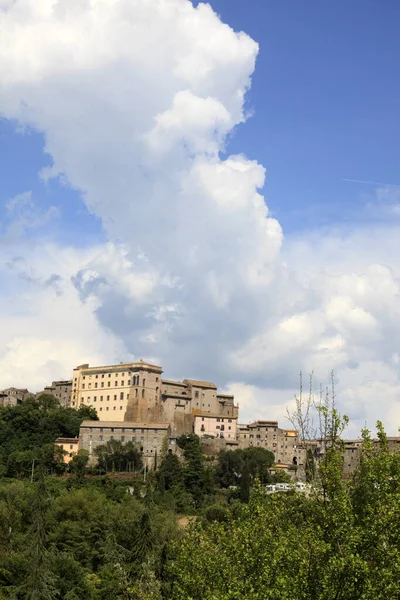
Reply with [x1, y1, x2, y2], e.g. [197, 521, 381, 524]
[0, 0, 400, 436]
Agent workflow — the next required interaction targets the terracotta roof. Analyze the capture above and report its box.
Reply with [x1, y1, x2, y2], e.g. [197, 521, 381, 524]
[184, 379, 217, 389]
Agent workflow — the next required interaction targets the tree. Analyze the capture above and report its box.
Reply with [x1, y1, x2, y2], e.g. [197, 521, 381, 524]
[169, 421, 400, 600]
[22, 468, 57, 600]
[157, 453, 184, 493]
[177, 435, 213, 507]
[216, 450, 244, 488]
[69, 450, 89, 480]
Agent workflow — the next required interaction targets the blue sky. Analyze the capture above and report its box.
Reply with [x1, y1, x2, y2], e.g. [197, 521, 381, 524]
[2, 0, 400, 236]
[1, 0, 400, 434]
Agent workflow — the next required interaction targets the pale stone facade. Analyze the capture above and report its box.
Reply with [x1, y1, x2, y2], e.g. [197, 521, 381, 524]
[0, 387, 31, 407]
[38, 380, 72, 407]
[55, 437, 79, 463]
[238, 420, 305, 466]
[194, 414, 237, 440]
[72, 360, 238, 437]
[70, 360, 163, 422]
[79, 420, 174, 469]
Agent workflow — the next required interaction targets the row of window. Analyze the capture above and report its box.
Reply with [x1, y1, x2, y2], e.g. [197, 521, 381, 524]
[200, 417, 233, 423]
[80, 388, 147, 403]
[78, 373, 159, 383]
[87, 426, 162, 433]
[82, 380, 155, 389]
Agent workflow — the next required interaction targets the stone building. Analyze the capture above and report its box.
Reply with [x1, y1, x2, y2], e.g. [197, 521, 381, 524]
[70, 360, 163, 420]
[238, 420, 305, 466]
[37, 380, 72, 407]
[0, 387, 31, 407]
[194, 413, 237, 440]
[343, 437, 400, 477]
[79, 420, 173, 468]
[71, 360, 238, 436]
[55, 437, 79, 463]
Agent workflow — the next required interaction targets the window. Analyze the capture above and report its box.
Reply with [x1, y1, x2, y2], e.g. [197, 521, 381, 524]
[100, 396, 103, 401]
[113, 407, 116, 410]
[115, 381, 118, 386]
[132, 436, 136, 442]
[120, 392, 124, 400]
[228, 419, 232, 423]
[107, 395, 110, 401]
[202, 417, 205, 421]
[82, 383, 85, 389]
[108, 381, 111, 387]
[94, 382, 98, 388]
[156, 377, 159, 382]
[142, 389, 145, 398]
[95, 375, 98, 379]
[135, 389, 138, 398]
[228, 426, 231, 430]
[100, 428, 103, 432]
[108, 374, 111, 377]
[101, 382, 104, 388]
[143, 379, 146, 387]
[100, 407, 103, 411]
[120, 406, 123, 410]
[94, 396, 97, 401]
[195, 391, 199, 398]
[99, 435, 103, 441]
[121, 381, 124, 386]
[127, 380, 131, 385]
[217, 418, 220, 422]
[127, 394, 129, 400]
[70, 445, 73, 450]
[102, 374, 105, 378]
[121, 435, 125, 442]
[221, 418, 224, 422]
[110, 436, 114, 441]
[141, 437, 144, 442]
[106, 407, 109, 411]
[111, 428, 114, 432]
[122, 373, 125, 376]
[83, 376, 86, 380]
[216, 425, 220, 429]
[81, 397, 84, 402]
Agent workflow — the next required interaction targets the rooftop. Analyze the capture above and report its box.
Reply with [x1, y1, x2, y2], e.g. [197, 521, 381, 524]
[74, 360, 163, 373]
[183, 379, 217, 390]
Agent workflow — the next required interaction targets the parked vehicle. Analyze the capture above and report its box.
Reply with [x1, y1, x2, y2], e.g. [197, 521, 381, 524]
[295, 482, 307, 491]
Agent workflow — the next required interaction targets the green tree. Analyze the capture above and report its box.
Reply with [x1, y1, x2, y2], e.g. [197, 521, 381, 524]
[22, 468, 57, 600]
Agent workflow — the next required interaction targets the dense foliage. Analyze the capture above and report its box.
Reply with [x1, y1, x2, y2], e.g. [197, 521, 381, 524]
[0, 397, 400, 599]
[169, 423, 400, 600]
[0, 394, 97, 477]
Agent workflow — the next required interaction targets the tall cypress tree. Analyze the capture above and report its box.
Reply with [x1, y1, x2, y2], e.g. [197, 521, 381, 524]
[23, 467, 57, 600]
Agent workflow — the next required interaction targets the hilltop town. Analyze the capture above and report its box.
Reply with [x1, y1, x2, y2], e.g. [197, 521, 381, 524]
[2, 359, 398, 477]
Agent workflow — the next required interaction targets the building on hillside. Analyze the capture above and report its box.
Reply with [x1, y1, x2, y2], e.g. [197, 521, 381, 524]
[71, 360, 238, 437]
[194, 413, 238, 440]
[55, 437, 79, 463]
[37, 380, 72, 407]
[79, 420, 173, 469]
[70, 360, 163, 421]
[343, 437, 400, 477]
[0, 387, 32, 407]
[238, 420, 305, 466]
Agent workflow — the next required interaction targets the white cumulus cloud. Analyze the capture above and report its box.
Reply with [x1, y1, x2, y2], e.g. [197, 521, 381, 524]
[0, 0, 400, 436]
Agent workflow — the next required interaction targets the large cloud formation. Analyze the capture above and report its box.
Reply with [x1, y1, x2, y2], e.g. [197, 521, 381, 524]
[1, 0, 399, 436]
